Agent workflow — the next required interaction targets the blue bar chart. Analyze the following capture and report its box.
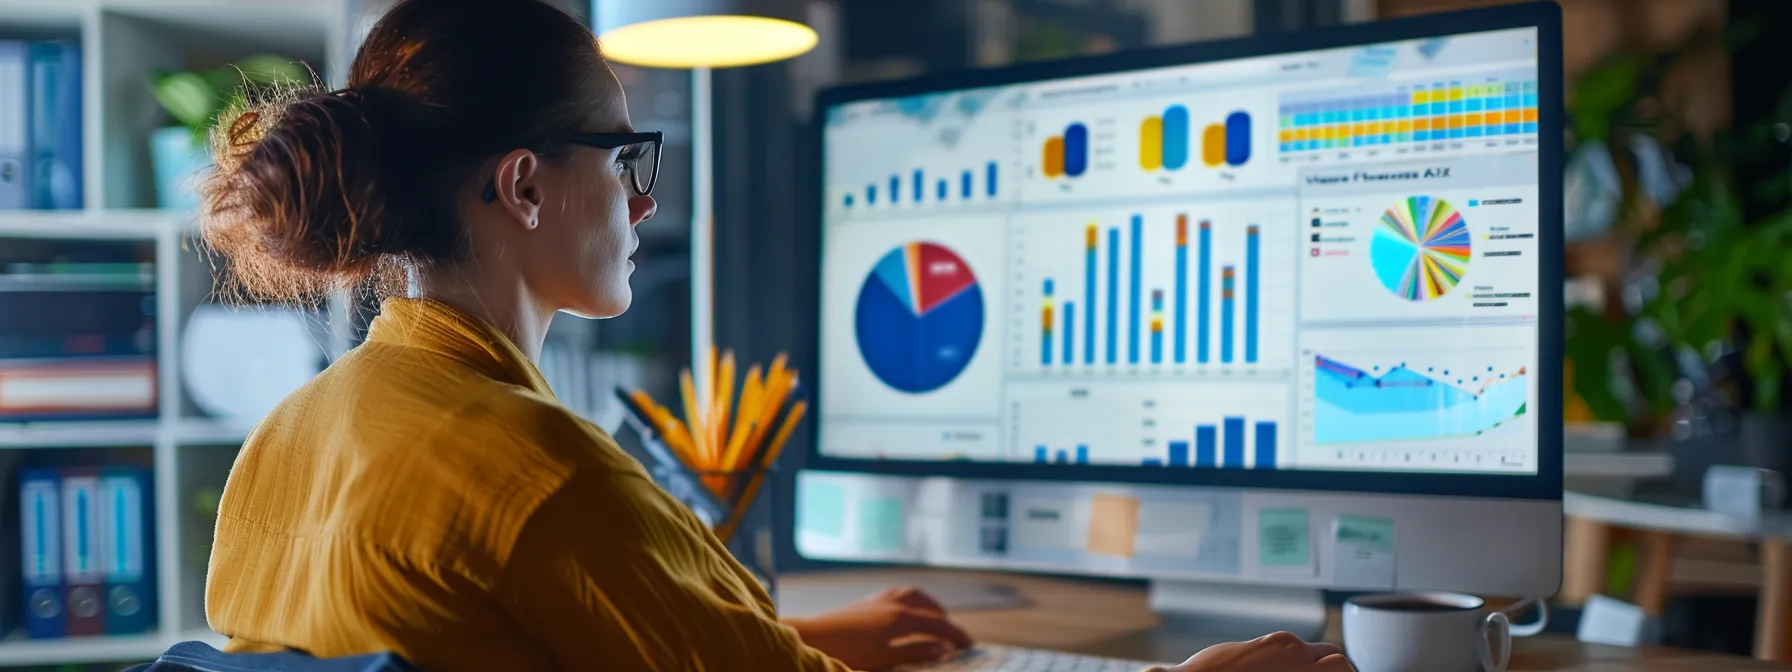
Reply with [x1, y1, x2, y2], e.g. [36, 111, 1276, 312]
[1141, 417, 1279, 469]
[1023, 212, 1280, 373]
[1010, 384, 1286, 468]
[845, 162, 1002, 208]
[1033, 444, 1091, 464]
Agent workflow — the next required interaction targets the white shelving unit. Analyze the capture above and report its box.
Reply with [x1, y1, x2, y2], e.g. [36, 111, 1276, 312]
[0, 0, 355, 666]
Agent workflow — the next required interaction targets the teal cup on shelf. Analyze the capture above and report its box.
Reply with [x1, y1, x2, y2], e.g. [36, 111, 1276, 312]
[151, 126, 211, 210]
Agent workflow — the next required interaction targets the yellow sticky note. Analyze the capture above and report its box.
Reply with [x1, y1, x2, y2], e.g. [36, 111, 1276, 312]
[1086, 494, 1141, 558]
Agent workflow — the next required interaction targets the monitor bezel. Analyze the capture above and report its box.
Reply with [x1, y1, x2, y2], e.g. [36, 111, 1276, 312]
[806, 1, 1565, 501]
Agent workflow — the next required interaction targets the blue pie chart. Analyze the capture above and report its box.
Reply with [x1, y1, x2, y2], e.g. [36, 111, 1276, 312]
[854, 242, 984, 394]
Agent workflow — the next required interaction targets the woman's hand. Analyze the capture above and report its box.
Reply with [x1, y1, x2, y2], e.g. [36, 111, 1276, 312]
[1146, 631, 1354, 672]
[783, 586, 975, 671]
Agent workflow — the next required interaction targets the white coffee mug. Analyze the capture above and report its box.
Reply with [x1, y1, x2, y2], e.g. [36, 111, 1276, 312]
[1343, 593, 1546, 672]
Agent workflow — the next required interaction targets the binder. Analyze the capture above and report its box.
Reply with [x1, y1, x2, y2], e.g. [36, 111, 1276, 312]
[99, 467, 154, 634]
[19, 468, 62, 638]
[60, 467, 104, 636]
[0, 41, 28, 210]
[27, 41, 81, 210]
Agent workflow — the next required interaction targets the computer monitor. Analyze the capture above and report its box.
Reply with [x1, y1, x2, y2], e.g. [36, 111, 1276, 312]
[800, 1, 1561, 646]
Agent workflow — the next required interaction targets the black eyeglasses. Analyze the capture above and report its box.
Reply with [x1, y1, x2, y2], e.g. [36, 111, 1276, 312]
[482, 131, 663, 203]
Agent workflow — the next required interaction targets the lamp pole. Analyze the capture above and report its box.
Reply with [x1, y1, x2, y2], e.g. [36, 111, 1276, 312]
[691, 65, 714, 397]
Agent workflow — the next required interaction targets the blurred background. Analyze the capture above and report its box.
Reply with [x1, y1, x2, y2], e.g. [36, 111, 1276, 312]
[0, 0, 1786, 668]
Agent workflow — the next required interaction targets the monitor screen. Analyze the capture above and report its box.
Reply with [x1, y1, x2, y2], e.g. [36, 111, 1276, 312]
[817, 27, 1546, 478]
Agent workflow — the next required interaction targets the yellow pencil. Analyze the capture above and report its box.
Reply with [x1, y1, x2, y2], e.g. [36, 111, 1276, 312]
[679, 369, 710, 467]
[629, 388, 703, 471]
[762, 400, 805, 466]
[719, 400, 807, 542]
[716, 350, 736, 455]
[723, 366, 763, 470]
[747, 369, 793, 456]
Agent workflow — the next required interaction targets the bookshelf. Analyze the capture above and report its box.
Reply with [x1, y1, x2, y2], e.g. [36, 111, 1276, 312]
[0, 0, 355, 666]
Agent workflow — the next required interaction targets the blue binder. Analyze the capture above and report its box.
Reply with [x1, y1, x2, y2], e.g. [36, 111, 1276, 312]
[19, 468, 63, 639]
[0, 41, 29, 210]
[27, 40, 81, 210]
[61, 467, 105, 636]
[100, 467, 154, 634]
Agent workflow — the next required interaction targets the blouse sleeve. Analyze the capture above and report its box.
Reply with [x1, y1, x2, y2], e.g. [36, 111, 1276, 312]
[499, 469, 854, 672]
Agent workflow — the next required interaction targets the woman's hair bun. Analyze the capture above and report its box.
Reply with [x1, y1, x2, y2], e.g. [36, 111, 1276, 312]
[201, 85, 423, 301]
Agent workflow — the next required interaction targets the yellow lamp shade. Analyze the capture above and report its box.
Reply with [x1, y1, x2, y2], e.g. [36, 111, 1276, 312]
[594, 0, 817, 69]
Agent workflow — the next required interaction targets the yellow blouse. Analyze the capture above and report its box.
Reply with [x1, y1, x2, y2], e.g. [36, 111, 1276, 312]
[206, 297, 850, 671]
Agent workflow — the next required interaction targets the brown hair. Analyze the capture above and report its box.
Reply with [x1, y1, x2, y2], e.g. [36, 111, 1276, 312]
[201, 0, 608, 302]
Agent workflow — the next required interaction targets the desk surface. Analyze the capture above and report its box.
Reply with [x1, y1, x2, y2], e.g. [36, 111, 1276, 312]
[1566, 491, 1792, 540]
[778, 568, 1790, 671]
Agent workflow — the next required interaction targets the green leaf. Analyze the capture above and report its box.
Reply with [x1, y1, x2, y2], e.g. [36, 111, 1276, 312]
[1566, 308, 1634, 422]
[151, 70, 218, 132]
[1569, 55, 1643, 142]
[1748, 336, 1784, 413]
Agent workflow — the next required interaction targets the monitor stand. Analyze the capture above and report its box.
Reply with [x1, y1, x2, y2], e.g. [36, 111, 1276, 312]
[1077, 581, 1328, 664]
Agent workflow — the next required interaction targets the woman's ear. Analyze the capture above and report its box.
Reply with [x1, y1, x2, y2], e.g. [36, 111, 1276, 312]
[491, 149, 544, 230]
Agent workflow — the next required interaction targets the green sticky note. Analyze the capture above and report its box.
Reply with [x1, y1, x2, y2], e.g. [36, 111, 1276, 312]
[1258, 508, 1311, 568]
[1337, 515, 1396, 553]
[798, 480, 846, 538]
[858, 496, 906, 553]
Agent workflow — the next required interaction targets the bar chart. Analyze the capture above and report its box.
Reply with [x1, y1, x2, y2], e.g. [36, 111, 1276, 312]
[1033, 444, 1092, 465]
[1150, 417, 1279, 469]
[1008, 381, 1287, 468]
[1042, 122, 1090, 179]
[847, 163, 1002, 208]
[1139, 105, 1252, 171]
[1276, 69, 1539, 160]
[1012, 201, 1295, 376]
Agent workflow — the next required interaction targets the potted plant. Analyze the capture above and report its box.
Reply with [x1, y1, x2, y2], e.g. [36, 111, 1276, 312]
[1564, 24, 1792, 476]
[149, 55, 308, 210]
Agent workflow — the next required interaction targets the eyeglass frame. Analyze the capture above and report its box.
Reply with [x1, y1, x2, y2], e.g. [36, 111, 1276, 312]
[481, 130, 663, 203]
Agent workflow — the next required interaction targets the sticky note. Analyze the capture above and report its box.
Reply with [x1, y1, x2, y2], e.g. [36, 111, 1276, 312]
[857, 496, 905, 553]
[798, 480, 846, 538]
[1011, 496, 1076, 551]
[1086, 494, 1141, 558]
[1135, 501, 1210, 558]
[1333, 515, 1396, 588]
[1258, 508, 1311, 569]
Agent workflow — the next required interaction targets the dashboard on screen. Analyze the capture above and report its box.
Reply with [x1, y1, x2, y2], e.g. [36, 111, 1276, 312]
[817, 28, 1544, 477]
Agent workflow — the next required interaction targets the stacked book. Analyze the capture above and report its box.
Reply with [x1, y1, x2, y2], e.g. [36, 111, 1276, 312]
[0, 239, 157, 422]
[0, 39, 82, 211]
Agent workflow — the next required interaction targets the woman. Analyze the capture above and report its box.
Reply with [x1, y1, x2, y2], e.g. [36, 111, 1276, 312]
[199, 1, 1350, 671]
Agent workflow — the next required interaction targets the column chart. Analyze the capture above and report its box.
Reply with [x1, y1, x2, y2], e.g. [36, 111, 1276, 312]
[1009, 200, 1296, 376]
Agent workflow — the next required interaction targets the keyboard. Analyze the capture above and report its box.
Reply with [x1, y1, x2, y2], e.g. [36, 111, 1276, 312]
[901, 644, 1171, 671]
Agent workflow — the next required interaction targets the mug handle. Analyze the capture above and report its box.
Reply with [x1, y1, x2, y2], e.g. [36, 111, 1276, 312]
[1498, 597, 1550, 637]
[1479, 611, 1512, 672]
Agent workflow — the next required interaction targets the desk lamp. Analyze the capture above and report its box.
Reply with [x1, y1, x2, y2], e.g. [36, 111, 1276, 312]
[594, 0, 819, 397]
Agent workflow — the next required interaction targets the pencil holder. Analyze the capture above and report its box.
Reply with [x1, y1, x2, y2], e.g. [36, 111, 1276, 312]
[696, 467, 781, 600]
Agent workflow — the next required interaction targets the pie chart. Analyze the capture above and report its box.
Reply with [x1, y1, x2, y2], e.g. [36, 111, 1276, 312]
[1371, 195, 1471, 301]
[854, 242, 984, 394]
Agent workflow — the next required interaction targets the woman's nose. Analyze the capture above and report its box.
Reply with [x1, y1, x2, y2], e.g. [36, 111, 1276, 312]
[629, 195, 657, 226]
